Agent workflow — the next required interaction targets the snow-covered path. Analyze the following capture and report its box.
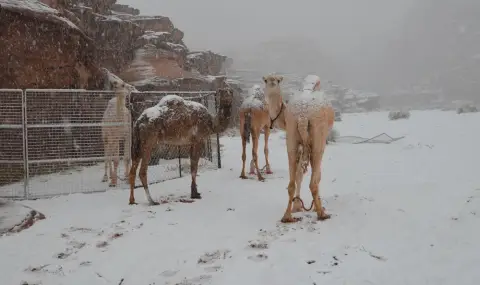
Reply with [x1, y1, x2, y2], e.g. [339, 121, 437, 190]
[1, 111, 479, 285]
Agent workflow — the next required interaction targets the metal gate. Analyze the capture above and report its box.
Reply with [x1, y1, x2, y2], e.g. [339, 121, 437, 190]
[0, 89, 221, 199]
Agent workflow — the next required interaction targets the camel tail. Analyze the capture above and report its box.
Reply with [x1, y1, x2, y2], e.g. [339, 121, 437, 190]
[243, 112, 252, 144]
[296, 117, 310, 173]
[131, 123, 142, 162]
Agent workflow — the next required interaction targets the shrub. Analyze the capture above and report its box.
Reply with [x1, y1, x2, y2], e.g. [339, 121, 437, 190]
[457, 104, 478, 114]
[388, 110, 410, 120]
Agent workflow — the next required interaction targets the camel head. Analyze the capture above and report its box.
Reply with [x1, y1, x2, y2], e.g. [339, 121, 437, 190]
[262, 74, 283, 91]
[217, 87, 234, 108]
[302, 75, 321, 92]
[102, 67, 137, 94]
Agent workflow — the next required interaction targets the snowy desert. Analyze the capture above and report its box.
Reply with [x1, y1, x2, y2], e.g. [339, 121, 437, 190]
[1, 110, 479, 285]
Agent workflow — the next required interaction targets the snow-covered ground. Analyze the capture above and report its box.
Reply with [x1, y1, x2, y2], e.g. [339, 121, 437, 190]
[1, 110, 479, 285]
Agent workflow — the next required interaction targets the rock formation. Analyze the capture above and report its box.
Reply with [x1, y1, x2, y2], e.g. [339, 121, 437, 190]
[0, 0, 233, 92]
[0, 0, 104, 89]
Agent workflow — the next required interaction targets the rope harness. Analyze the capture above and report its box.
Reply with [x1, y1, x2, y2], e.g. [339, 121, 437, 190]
[270, 103, 285, 129]
[292, 196, 315, 211]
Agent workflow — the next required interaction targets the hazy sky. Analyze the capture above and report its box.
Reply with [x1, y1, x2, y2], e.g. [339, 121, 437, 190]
[119, 0, 416, 55]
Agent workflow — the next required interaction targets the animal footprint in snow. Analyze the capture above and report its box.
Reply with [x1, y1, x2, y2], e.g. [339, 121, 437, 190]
[172, 274, 212, 285]
[248, 253, 268, 262]
[248, 239, 269, 249]
[197, 249, 232, 264]
[204, 265, 223, 273]
[160, 269, 179, 277]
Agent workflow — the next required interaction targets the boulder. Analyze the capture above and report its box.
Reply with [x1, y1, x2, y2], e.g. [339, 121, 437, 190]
[186, 51, 228, 76]
[0, 0, 104, 89]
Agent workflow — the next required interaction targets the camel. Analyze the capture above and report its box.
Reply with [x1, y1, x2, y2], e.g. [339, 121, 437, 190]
[101, 69, 136, 187]
[280, 75, 335, 223]
[128, 87, 234, 205]
[238, 74, 286, 181]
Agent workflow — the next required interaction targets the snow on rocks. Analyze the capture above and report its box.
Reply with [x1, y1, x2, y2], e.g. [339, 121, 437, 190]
[0, 0, 81, 32]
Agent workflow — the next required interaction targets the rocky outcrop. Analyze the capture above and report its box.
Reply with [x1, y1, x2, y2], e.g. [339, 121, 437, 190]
[0, 0, 104, 89]
[1, 0, 231, 92]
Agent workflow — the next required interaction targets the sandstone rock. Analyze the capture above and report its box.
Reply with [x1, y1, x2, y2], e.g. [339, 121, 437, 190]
[129, 15, 175, 33]
[68, 5, 143, 73]
[0, 0, 104, 89]
[111, 3, 139, 16]
[186, 51, 227, 76]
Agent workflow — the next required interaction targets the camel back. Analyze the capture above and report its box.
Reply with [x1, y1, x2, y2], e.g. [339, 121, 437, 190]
[129, 91, 218, 164]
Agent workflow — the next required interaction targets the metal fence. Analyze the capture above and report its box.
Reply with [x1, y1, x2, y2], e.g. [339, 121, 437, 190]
[0, 89, 221, 199]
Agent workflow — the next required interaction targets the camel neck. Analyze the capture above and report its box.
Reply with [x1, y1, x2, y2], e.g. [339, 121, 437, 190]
[267, 93, 286, 130]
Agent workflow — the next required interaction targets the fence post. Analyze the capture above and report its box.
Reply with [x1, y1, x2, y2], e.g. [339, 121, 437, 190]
[215, 93, 221, 168]
[22, 90, 29, 199]
[178, 146, 182, 177]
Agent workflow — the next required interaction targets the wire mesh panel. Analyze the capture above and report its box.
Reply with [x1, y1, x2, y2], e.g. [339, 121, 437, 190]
[129, 91, 220, 185]
[0, 89, 25, 198]
[24, 89, 131, 198]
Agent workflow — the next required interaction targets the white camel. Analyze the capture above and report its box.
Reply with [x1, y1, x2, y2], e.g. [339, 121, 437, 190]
[101, 69, 136, 187]
[281, 75, 335, 223]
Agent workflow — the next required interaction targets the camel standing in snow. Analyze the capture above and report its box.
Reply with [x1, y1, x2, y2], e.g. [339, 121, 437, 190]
[101, 70, 136, 187]
[128, 88, 233, 205]
[238, 75, 286, 181]
[280, 75, 335, 223]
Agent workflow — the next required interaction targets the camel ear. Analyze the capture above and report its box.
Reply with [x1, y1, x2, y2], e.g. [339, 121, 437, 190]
[277, 76, 283, 83]
[262, 76, 267, 83]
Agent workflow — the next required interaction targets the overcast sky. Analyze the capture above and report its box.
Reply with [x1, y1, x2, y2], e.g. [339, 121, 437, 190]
[118, 0, 427, 91]
[119, 0, 416, 53]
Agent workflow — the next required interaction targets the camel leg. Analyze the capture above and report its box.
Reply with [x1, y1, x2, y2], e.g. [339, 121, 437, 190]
[263, 126, 273, 174]
[123, 132, 131, 180]
[102, 156, 109, 182]
[129, 157, 140, 205]
[190, 143, 202, 199]
[251, 129, 264, 181]
[138, 144, 158, 205]
[310, 128, 330, 220]
[110, 142, 120, 187]
[281, 146, 300, 223]
[281, 120, 300, 223]
[292, 155, 306, 213]
[249, 158, 255, 175]
[239, 113, 248, 179]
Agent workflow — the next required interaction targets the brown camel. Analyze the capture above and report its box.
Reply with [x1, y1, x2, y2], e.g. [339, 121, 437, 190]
[281, 75, 335, 223]
[239, 75, 286, 181]
[128, 88, 234, 205]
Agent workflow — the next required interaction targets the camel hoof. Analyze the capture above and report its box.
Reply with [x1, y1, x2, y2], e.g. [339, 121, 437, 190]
[191, 193, 202, 199]
[149, 201, 160, 206]
[281, 216, 302, 223]
[129, 201, 137, 205]
[239, 175, 248, 179]
[109, 183, 117, 187]
[258, 176, 265, 182]
[265, 170, 273, 174]
[102, 177, 108, 182]
[318, 213, 331, 221]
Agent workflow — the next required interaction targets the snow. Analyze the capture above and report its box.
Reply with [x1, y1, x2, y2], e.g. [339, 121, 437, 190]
[1, 110, 480, 285]
[138, 95, 207, 123]
[0, 0, 81, 31]
[241, 84, 266, 109]
[140, 31, 170, 40]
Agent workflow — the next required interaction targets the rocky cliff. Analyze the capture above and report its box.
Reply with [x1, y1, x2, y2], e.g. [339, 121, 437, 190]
[0, 0, 232, 91]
